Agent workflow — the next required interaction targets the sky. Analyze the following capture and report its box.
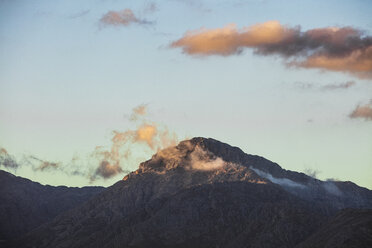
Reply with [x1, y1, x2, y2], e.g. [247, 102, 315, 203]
[0, 0, 371, 188]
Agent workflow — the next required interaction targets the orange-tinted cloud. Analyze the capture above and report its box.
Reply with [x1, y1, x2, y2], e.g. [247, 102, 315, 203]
[291, 46, 372, 79]
[171, 21, 372, 79]
[92, 160, 123, 180]
[1, 105, 179, 181]
[91, 104, 179, 180]
[349, 101, 372, 120]
[171, 21, 293, 56]
[37, 161, 59, 171]
[130, 103, 147, 121]
[28, 156, 61, 171]
[100, 9, 152, 27]
[134, 124, 157, 149]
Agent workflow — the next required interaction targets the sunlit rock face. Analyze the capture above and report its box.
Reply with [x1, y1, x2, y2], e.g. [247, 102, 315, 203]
[9, 137, 372, 248]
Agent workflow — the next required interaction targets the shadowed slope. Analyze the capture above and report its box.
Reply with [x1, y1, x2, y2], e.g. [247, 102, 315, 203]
[297, 208, 372, 248]
[0, 170, 104, 245]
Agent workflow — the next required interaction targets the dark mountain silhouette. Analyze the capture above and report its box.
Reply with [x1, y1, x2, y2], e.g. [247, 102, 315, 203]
[0, 170, 104, 246]
[4, 137, 372, 247]
[297, 208, 372, 248]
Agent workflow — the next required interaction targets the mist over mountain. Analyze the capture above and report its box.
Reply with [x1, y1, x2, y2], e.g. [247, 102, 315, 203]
[3, 137, 372, 248]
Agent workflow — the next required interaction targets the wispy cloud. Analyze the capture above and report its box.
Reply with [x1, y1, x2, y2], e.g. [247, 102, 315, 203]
[304, 168, 321, 179]
[90, 104, 178, 181]
[293, 81, 315, 90]
[99, 9, 153, 28]
[349, 100, 372, 120]
[321, 81, 356, 90]
[189, 145, 225, 171]
[250, 167, 306, 188]
[130, 103, 147, 121]
[294, 81, 356, 91]
[1, 105, 180, 182]
[68, 9, 90, 19]
[143, 2, 158, 14]
[0, 148, 19, 170]
[28, 156, 60, 171]
[170, 21, 372, 79]
[172, 0, 211, 13]
[0, 149, 62, 173]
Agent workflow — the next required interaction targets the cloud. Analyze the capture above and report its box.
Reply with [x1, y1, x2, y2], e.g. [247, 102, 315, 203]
[189, 145, 225, 171]
[172, 0, 211, 13]
[1, 105, 179, 182]
[293, 81, 315, 90]
[28, 156, 60, 171]
[304, 168, 321, 179]
[130, 103, 147, 121]
[92, 160, 123, 180]
[0, 149, 61, 173]
[349, 101, 372, 120]
[0, 148, 19, 170]
[321, 81, 356, 90]
[144, 140, 225, 172]
[90, 144, 130, 181]
[91, 104, 179, 180]
[134, 124, 157, 149]
[323, 181, 343, 196]
[143, 2, 158, 14]
[250, 167, 306, 188]
[170, 21, 372, 79]
[99, 9, 153, 27]
[68, 10, 90, 19]
[294, 80, 356, 91]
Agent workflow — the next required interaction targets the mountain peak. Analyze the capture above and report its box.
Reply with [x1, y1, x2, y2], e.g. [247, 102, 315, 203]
[136, 136, 274, 175]
[137, 137, 228, 173]
[124, 137, 372, 211]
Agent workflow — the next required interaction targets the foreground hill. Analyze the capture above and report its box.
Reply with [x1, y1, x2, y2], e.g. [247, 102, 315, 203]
[9, 138, 372, 247]
[0, 170, 104, 246]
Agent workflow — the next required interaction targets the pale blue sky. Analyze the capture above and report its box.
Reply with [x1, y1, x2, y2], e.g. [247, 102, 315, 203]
[1, 0, 371, 188]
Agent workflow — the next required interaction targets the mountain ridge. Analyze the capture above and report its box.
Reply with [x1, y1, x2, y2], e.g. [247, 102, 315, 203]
[10, 137, 372, 248]
[0, 169, 104, 246]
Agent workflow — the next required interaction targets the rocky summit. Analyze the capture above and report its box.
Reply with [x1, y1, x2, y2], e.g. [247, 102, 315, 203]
[4, 137, 372, 248]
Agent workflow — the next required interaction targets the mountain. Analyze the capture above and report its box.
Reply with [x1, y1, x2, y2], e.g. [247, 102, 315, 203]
[8, 137, 372, 247]
[0, 170, 104, 246]
[297, 208, 372, 248]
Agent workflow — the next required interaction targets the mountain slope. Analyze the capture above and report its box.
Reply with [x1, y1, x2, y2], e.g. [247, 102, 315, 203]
[0, 170, 104, 245]
[12, 137, 372, 247]
[297, 208, 372, 248]
[18, 180, 324, 248]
